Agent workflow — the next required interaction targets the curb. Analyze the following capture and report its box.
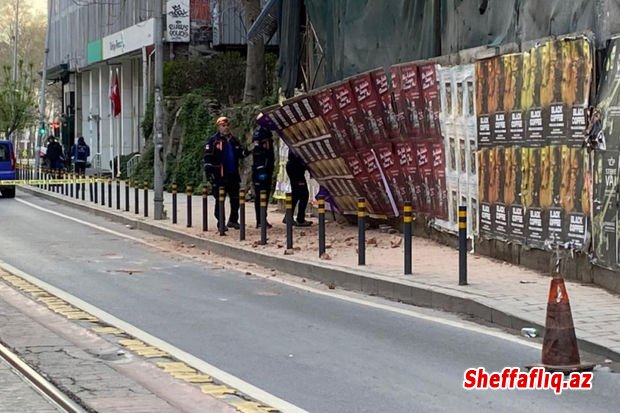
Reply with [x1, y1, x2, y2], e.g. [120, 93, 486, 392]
[17, 186, 620, 361]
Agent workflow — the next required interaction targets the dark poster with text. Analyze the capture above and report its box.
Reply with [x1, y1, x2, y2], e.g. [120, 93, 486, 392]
[332, 82, 368, 149]
[431, 142, 448, 219]
[375, 143, 406, 210]
[419, 64, 442, 140]
[395, 142, 420, 209]
[396, 63, 423, 138]
[313, 88, 354, 153]
[592, 151, 619, 268]
[372, 68, 401, 140]
[351, 72, 389, 144]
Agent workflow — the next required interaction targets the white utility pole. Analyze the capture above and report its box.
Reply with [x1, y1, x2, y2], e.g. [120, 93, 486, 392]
[153, 0, 165, 219]
[35, 0, 50, 174]
[12, 0, 19, 82]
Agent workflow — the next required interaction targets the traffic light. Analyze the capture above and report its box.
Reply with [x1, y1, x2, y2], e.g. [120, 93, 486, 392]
[38, 124, 46, 137]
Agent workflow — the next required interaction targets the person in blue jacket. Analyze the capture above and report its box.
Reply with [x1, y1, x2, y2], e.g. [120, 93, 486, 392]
[71, 136, 90, 176]
[204, 116, 249, 230]
[251, 121, 275, 228]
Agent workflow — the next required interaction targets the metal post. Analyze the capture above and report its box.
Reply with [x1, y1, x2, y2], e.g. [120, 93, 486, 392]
[260, 190, 267, 245]
[358, 197, 366, 266]
[81, 175, 85, 201]
[108, 179, 112, 208]
[116, 179, 121, 209]
[459, 206, 468, 285]
[318, 196, 326, 257]
[100, 180, 105, 206]
[61, 173, 65, 195]
[186, 185, 192, 228]
[239, 189, 245, 240]
[70, 174, 74, 198]
[218, 186, 226, 236]
[171, 183, 177, 224]
[144, 181, 149, 218]
[134, 181, 139, 214]
[153, 0, 165, 220]
[124, 180, 129, 211]
[404, 201, 413, 275]
[202, 186, 208, 232]
[286, 192, 293, 250]
[35, 0, 51, 175]
[93, 177, 98, 203]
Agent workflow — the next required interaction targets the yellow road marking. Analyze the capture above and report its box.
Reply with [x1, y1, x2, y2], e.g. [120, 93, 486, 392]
[231, 401, 280, 413]
[200, 383, 237, 396]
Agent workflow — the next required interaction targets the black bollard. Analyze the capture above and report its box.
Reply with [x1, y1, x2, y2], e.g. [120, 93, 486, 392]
[70, 174, 74, 198]
[318, 196, 326, 257]
[116, 179, 121, 210]
[202, 186, 208, 232]
[239, 189, 246, 241]
[93, 177, 97, 203]
[81, 175, 86, 201]
[218, 186, 226, 236]
[134, 181, 139, 214]
[172, 184, 178, 224]
[286, 192, 293, 250]
[260, 190, 267, 245]
[459, 206, 468, 285]
[144, 181, 149, 218]
[124, 180, 129, 211]
[100, 180, 105, 206]
[94, 177, 99, 204]
[63, 173, 67, 195]
[108, 179, 112, 208]
[404, 201, 413, 275]
[186, 185, 192, 228]
[358, 197, 366, 266]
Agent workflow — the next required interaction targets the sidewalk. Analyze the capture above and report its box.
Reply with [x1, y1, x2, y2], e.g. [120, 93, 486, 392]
[18, 182, 620, 361]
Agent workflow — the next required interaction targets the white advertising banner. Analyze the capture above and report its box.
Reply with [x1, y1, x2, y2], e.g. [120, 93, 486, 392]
[166, 0, 191, 43]
[436, 64, 478, 236]
[102, 19, 155, 60]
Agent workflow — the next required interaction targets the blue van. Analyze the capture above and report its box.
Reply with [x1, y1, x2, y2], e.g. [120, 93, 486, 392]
[0, 140, 16, 198]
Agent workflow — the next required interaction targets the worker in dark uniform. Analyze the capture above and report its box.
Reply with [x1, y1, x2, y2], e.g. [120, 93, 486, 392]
[286, 150, 313, 226]
[251, 122, 275, 228]
[204, 116, 249, 230]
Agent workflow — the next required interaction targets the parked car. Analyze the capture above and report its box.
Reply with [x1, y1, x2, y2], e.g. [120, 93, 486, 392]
[0, 140, 16, 198]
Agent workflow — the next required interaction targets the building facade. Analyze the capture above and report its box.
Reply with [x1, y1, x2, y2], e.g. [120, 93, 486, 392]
[47, 0, 213, 174]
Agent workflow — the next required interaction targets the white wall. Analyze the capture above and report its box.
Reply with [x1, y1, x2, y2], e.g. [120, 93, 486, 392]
[78, 58, 145, 173]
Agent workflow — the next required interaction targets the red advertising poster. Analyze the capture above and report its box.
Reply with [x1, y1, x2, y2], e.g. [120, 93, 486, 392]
[360, 149, 395, 217]
[415, 142, 433, 214]
[395, 141, 420, 209]
[390, 66, 411, 141]
[399, 63, 424, 138]
[313, 88, 354, 153]
[343, 153, 382, 215]
[331, 82, 368, 149]
[351, 72, 389, 144]
[419, 64, 442, 140]
[431, 142, 449, 219]
[374, 142, 407, 210]
[371, 68, 401, 140]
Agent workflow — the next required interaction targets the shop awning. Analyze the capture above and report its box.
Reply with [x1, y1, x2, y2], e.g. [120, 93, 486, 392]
[45, 63, 70, 82]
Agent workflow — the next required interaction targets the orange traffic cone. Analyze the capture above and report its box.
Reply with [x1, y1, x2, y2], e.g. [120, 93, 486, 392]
[530, 272, 594, 373]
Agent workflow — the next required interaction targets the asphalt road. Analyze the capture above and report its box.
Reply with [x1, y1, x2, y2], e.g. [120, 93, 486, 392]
[1, 193, 619, 413]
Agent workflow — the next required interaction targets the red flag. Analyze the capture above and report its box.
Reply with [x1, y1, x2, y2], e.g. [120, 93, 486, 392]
[110, 71, 121, 117]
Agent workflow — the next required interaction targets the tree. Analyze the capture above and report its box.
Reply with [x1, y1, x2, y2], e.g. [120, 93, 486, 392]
[0, 1, 46, 73]
[0, 60, 37, 138]
[242, 0, 265, 104]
